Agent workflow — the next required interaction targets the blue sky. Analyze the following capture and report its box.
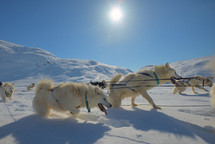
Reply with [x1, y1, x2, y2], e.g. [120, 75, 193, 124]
[0, 0, 215, 71]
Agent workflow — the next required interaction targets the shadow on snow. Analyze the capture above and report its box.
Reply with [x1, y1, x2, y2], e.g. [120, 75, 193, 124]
[0, 115, 110, 144]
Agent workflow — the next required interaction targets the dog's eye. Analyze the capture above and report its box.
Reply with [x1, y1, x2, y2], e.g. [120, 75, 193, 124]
[103, 98, 106, 101]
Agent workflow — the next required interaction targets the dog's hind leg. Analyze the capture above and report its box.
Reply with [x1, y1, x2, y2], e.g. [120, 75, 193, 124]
[131, 97, 138, 106]
[172, 87, 178, 94]
[137, 89, 161, 109]
[61, 104, 80, 115]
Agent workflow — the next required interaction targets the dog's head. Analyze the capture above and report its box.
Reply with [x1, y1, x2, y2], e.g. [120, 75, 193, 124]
[4, 83, 14, 100]
[90, 86, 112, 115]
[162, 62, 182, 79]
[205, 77, 213, 87]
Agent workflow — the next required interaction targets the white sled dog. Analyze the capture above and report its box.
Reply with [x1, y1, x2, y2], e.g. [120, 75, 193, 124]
[206, 59, 215, 109]
[33, 79, 112, 117]
[0, 82, 14, 102]
[172, 76, 213, 95]
[108, 62, 181, 109]
[27, 83, 35, 91]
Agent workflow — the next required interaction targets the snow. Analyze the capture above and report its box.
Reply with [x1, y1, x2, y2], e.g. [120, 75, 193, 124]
[0, 40, 215, 144]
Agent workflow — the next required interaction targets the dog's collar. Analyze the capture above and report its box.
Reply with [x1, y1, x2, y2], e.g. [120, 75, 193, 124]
[153, 71, 160, 85]
[85, 92, 91, 113]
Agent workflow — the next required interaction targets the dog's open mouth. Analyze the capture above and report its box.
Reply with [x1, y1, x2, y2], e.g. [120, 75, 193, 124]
[98, 103, 107, 115]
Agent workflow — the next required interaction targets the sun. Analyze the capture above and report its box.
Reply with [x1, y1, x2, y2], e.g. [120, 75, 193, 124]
[109, 7, 123, 22]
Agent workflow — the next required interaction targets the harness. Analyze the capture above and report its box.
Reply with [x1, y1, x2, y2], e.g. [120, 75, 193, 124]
[118, 71, 160, 92]
[153, 71, 160, 85]
[50, 88, 90, 112]
[183, 79, 191, 86]
[138, 71, 160, 85]
[85, 92, 90, 112]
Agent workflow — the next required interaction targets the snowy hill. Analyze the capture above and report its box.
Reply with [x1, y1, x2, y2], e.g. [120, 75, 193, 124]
[0, 40, 132, 82]
[138, 56, 215, 78]
[171, 56, 215, 77]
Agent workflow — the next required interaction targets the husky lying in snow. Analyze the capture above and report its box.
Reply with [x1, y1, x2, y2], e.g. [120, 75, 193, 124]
[108, 63, 181, 109]
[0, 82, 14, 102]
[27, 83, 35, 91]
[172, 76, 213, 95]
[33, 79, 112, 117]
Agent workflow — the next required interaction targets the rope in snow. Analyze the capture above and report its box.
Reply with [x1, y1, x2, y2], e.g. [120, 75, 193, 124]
[4, 102, 17, 122]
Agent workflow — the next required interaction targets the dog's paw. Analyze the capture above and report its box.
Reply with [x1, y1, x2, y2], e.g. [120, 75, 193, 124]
[70, 108, 80, 115]
[132, 103, 138, 106]
[153, 105, 161, 109]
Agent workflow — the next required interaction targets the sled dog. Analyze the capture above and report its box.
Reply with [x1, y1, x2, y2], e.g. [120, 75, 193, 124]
[0, 82, 14, 102]
[33, 79, 112, 117]
[108, 62, 181, 109]
[206, 60, 215, 109]
[172, 76, 213, 94]
[27, 83, 35, 91]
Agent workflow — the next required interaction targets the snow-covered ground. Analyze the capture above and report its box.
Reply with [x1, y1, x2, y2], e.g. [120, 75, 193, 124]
[0, 78, 215, 144]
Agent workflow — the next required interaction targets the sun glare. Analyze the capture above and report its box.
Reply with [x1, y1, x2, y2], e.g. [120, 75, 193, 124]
[109, 7, 123, 22]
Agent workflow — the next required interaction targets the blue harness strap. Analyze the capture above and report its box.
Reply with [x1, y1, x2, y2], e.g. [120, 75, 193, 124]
[153, 71, 160, 85]
[85, 92, 91, 113]
[138, 72, 152, 77]
[138, 71, 160, 85]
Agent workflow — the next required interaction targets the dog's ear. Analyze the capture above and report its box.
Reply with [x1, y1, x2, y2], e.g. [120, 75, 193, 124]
[94, 87, 100, 94]
[165, 62, 170, 68]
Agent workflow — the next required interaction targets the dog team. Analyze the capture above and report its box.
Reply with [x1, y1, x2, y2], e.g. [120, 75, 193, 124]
[0, 62, 214, 118]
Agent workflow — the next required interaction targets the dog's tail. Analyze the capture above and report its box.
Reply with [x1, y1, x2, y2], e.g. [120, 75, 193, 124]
[36, 79, 54, 94]
[33, 79, 54, 117]
[108, 74, 123, 89]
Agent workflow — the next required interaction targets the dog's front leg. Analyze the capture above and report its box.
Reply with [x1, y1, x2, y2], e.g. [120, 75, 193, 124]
[1, 93, 6, 102]
[137, 89, 161, 109]
[191, 86, 198, 94]
[63, 105, 80, 115]
[131, 97, 138, 106]
[195, 85, 209, 93]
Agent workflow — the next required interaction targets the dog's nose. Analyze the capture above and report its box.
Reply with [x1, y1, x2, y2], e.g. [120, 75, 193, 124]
[109, 104, 112, 108]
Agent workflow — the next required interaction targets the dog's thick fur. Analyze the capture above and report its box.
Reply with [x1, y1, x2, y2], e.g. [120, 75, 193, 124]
[172, 76, 213, 95]
[33, 79, 112, 117]
[108, 63, 181, 109]
[0, 82, 14, 102]
[206, 60, 215, 109]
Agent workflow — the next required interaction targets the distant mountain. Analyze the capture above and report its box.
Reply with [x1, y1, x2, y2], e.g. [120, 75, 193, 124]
[139, 56, 215, 78]
[171, 56, 215, 77]
[0, 40, 132, 82]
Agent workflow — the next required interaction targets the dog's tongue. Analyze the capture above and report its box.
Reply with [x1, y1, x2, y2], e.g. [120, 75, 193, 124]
[98, 103, 107, 115]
